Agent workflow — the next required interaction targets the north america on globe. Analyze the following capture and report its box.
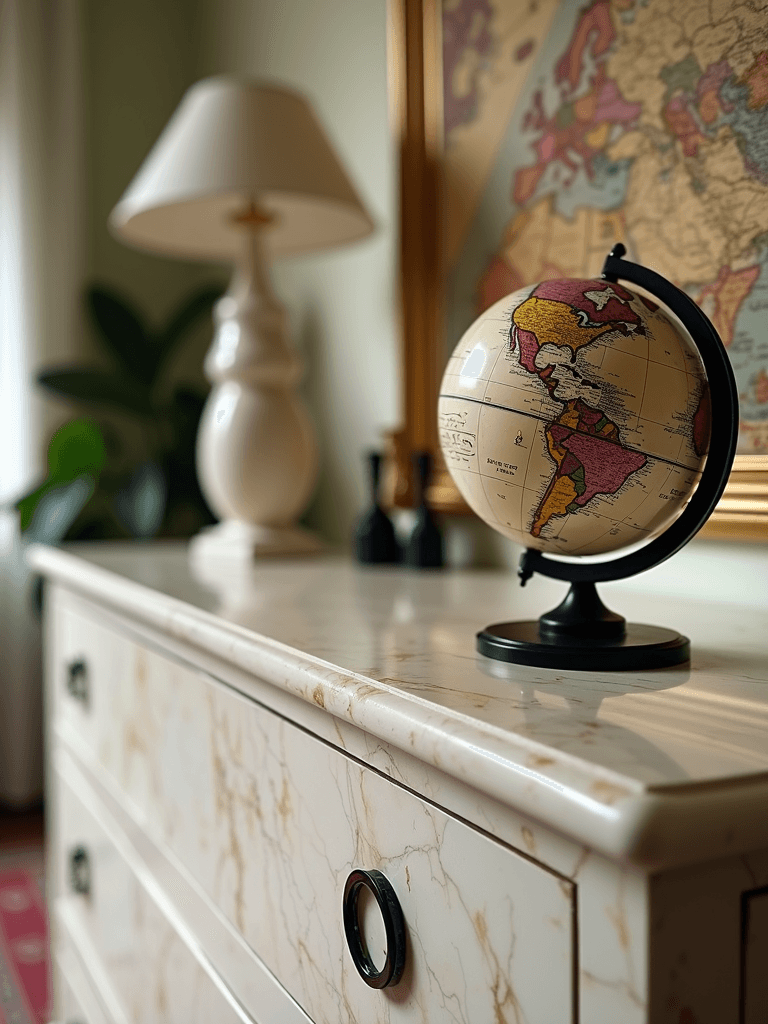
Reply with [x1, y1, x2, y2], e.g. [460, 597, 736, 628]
[439, 277, 711, 555]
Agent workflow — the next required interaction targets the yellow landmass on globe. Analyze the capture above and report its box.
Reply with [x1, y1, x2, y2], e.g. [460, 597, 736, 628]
[532, 473, 577, 538]
[558, 403, 582, 431]
[513, 296, 624, 356]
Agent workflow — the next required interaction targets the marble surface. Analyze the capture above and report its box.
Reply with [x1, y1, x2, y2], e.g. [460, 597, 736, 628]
[52, 607, 575, 1024]
[53, 767, 253, 1024]
[31, 542, 768, 866]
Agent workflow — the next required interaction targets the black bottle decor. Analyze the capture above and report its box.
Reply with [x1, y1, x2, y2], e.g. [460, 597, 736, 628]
[354, 452, 400, 564]
[405, 452, 444, 569]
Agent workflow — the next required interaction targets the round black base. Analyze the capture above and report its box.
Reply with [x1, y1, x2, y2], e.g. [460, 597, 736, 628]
[477, 620, 690, 671]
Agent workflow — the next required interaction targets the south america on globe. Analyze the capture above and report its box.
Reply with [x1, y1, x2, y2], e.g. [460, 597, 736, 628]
[439, 276, 711, 557]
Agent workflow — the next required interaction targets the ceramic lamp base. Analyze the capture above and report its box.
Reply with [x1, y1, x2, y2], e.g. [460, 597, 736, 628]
[192, 228, 320, 565]
[189, 519, 323, 564]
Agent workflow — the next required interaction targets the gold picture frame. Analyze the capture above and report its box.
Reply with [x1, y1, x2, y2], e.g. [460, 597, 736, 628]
[385, 0, 768, 541]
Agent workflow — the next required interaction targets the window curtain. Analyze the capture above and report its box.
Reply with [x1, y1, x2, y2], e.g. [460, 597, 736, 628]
[0, 0, 84, 805]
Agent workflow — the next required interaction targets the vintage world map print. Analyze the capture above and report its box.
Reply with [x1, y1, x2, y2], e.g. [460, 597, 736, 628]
[441, 0, 768, 453]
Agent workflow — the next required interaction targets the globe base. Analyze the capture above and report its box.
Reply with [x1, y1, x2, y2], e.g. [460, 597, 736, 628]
[477, 618, 690, 671]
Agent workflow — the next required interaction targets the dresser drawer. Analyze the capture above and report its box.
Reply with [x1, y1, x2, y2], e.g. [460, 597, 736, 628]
[54, 938, 117, 1024]
[51, 601, 122, 765]
[52, 764, 253, 1024]
[52, 597, 575, 1024]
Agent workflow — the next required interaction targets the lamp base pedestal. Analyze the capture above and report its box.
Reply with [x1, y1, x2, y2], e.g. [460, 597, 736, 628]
[194, 225, 319, 562]
[189, 519, 323, 564]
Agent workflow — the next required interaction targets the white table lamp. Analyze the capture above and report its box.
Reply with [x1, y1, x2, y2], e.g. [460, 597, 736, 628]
[110, 77, 374, 559]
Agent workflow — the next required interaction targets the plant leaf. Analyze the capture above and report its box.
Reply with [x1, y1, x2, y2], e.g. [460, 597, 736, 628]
[38, 368, 152, 415]
[24, 475, 96, 545]
[115, 461, 167, 538]
[15, 419, 106, 530]
[87, 287, 154, 382]
[47, 418, 107, 480]
[16, 482, 51, 532]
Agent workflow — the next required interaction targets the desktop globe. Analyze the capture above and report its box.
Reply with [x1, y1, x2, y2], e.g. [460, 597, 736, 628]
[438, 246, 738, 670]
[439, 275, 709, 556]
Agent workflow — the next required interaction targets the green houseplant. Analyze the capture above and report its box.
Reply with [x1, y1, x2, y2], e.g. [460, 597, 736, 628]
[16, 283, 223, 544]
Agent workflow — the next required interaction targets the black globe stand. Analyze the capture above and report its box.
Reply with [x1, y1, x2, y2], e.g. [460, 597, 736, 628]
[477, 580, 691, 670]
[477, 245, 738, 671]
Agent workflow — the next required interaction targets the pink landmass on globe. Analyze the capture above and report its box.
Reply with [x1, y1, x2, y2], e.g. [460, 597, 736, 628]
[531, 398, 647, 538]
[533, 278, 643, 329]
[512, 325, 541, 374]
[554, 429, 647, 506]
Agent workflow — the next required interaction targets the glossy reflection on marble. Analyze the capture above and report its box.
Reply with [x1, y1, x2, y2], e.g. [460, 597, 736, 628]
[57, 543, 768, 792]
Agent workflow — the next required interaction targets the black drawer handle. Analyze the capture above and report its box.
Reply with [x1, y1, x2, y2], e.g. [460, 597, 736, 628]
[343, 869, 406, 989]
[69, 846, 91, 896]
[66, 659, 88, 705]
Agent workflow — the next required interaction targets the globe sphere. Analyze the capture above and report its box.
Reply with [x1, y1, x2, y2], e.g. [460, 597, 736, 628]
[438, 278, 711, 556]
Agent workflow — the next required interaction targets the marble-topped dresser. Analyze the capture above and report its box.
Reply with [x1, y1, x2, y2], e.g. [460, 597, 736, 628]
[29, 543, 768, 1024]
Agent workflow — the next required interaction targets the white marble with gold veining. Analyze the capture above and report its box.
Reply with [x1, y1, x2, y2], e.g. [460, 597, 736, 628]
[34, 542, 768, 1024]
[52, 765, 253, 1024]
[52, 604, 574, 1024]
[32, 543, 768, 869]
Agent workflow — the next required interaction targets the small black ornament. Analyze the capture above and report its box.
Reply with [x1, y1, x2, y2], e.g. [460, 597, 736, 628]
[405, 452, 444, 569]
[354, 452, 400, 564]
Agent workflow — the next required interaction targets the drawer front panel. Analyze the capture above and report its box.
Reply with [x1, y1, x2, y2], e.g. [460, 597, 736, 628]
[53, 766, 251, 1024]
[53, 599, 574, 1024]
[53, 940, 116, 1024]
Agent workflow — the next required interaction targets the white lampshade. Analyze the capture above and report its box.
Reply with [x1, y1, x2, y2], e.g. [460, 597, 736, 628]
[109, 77, 374, 261]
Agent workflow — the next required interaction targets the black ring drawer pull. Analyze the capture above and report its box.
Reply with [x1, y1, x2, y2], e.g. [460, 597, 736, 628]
[66, 659, 88, 705]
[343, 869, 406, 989]
[69, 846, 91, 896]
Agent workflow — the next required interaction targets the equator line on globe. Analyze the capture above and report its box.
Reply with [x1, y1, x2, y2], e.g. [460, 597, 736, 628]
[438, 245, 738, 669]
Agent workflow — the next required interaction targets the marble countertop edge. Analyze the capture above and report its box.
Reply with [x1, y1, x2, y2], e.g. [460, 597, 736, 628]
[29, 543, 768, 871]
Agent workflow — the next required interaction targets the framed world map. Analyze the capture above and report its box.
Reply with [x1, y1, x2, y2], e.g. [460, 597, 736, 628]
[388, 0, 768, 538]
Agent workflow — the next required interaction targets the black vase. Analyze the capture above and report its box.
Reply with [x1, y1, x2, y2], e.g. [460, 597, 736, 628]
[405, 452, 444, 569]
[354, 452, 400, 564]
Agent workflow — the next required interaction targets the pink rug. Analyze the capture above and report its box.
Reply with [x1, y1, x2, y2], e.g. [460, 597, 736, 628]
[0, 852, 49, 1024]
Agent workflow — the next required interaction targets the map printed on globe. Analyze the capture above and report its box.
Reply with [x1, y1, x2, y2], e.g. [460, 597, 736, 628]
[441, 0, 768, 454]
[438, 276, 711, 555]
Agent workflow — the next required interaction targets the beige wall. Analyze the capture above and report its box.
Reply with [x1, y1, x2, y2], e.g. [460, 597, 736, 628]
[84, 1, 200, 314]
[82, 0, 224, 392]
